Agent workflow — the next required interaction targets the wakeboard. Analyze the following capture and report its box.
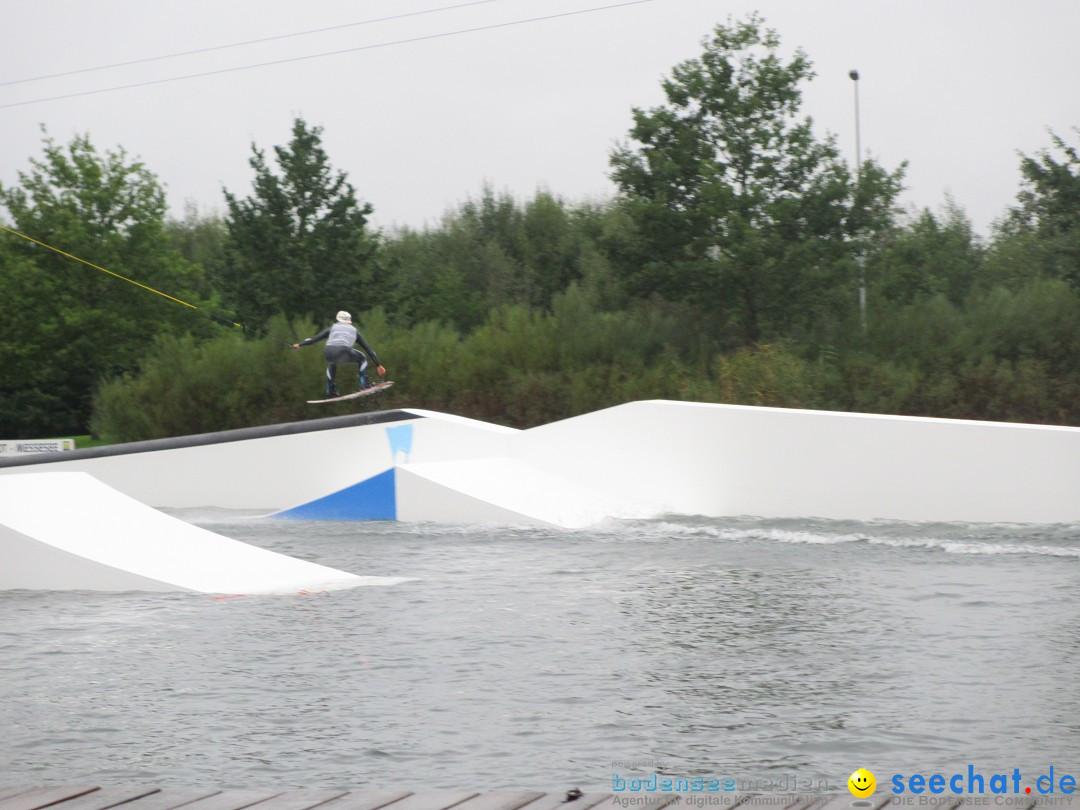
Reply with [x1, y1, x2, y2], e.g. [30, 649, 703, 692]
[307, 380, 394, 404]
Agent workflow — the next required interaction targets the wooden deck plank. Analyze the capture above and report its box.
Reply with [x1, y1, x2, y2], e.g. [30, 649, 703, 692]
[449, 792, 545, 810]
[778, 796, 829, 810]
[163, 793, 284, 810]
[813, 796, 899, 810]
[243, 792, 350, 810]
[512, 793, 611, 810]
[17, 790, 1080, 810]
[354, 792, 479, 810]
[25, 787, 162, 810]
[817, 794, 1080, 810]
[584, 795, 678, 810]
[95, 790, 224, 810]
[309, 791, 415, 810]
[0, 787, 101, 810]
[1019, 797, 1080, 810]
[736, 796, 818, 810]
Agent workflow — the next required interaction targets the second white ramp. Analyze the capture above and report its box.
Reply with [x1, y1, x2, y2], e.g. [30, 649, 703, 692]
[0, 472, 407, 593]
[395, 457, 656, 528]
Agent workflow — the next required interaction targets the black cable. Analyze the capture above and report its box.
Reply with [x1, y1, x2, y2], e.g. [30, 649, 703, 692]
[0, 0, 511, 88]
[0, 0, 659, 109]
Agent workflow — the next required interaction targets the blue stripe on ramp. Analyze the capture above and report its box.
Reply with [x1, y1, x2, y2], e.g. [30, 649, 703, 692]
[274, 468, 396, 520]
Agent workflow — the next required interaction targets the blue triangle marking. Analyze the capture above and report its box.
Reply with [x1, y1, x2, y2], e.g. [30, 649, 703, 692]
[274, 468, 396, 520]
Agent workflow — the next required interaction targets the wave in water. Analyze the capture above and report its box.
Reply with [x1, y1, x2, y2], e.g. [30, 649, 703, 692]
[616, 519, 1080, 558]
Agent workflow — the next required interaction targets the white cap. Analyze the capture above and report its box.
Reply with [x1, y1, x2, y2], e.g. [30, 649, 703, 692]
[336, 310, 352, 323]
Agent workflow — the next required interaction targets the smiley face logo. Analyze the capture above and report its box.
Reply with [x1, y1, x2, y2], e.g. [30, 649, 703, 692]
[848, 768, 876, 797]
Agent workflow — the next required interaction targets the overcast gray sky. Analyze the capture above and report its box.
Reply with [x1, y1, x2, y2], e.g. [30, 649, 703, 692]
[3, 0, 1079, 238]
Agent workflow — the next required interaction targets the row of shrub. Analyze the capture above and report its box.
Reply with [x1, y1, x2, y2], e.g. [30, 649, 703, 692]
[91, 280, 1080, 442]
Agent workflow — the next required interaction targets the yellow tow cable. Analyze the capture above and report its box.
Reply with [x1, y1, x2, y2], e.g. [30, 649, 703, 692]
[0, 223, 242, 329]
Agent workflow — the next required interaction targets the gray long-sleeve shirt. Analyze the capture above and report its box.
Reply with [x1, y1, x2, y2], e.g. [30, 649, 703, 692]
[300, 323, 381, 365]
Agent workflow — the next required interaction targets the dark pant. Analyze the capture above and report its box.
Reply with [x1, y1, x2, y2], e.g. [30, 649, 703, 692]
[323, 345, 369, 393]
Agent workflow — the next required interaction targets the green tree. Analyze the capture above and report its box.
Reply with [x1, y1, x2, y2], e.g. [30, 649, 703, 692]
[166, 202, 228, 294]
[453, 186, 588, 310]
[859, 278, 1080, 425]
[871, 200, 984, 306]
[221, 118, 378, 329]
[379, 187, 605, 332]
[0, 240, 58, 435]
[0, 130, 208, 436]
[91, 315, 317, 441]
[378, 224, 490, 332]
[609, 14, 903, 347]
[991, 129, 1080, 288]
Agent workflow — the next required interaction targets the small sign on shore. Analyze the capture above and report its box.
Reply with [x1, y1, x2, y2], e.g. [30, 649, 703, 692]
[0, 438, 75, 456]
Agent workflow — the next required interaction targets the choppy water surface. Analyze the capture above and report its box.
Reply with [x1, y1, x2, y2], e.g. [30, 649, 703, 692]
[3, 515, 1080, 791]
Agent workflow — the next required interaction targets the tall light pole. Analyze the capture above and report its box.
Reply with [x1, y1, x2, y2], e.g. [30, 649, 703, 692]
[849, 68, 866, 335]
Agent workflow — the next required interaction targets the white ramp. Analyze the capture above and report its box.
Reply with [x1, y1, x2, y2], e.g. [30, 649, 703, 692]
[515, 400, 1080, 523]
[0, 472, 405, 593]
[395, 458, 657, 528]
[0, 409, 516, 510]
[5, 401, 1079, 525]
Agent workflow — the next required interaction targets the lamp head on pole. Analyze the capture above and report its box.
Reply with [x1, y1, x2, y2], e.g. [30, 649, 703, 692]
[849, 69, 860, 81]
